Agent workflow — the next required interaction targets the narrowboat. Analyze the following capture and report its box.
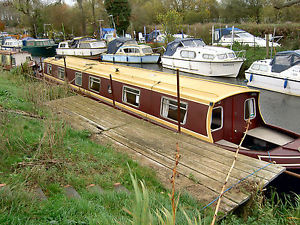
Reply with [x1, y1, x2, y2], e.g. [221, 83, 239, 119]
[101, 38, 160, 64]
[56, 37, 107, 60]
[0, 50, 33, 70]
[245, 50, 300, 96]
[161, 38, 245, 78]
[22, 38, 57, 57]
[42, 56, 300, 171]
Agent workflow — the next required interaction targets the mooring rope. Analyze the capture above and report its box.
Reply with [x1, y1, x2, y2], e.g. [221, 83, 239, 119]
[201, 162, 273, 211]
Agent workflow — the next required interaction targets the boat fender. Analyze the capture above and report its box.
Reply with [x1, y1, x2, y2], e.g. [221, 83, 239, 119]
[244, 79, 248, 83]
[249, 74, 253, 82]
[126, 56, 128, 62]
[284, 78, 288, 89]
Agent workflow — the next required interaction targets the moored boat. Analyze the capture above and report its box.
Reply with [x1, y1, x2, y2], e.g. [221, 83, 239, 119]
[0, 37, 22, 51]
[101, 38, 160, 64]
[22, 38, 57, 57]
[245, 50, 300, 96]
[56, 37, 107, 60]
[42, 56, 300, 171]
[161, 38, 245, 77]
[0, 49, 33, 70]
[213, 27, 281, 47]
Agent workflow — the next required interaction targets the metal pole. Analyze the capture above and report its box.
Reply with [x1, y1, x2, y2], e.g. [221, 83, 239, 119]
[176, 69, 181, 133]
[266, 34, 269, 58]
[212, 25, 214, 45]
[109, 74, 115, 108]
[231, 26, 234, 50]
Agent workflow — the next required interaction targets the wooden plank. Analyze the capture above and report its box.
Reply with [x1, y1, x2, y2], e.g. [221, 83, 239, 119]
[47, 95, 285, 214]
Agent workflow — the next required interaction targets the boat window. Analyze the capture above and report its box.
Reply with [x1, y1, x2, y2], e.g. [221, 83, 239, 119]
[89, 76, 101, 92]
[47, 64, 52, 74]
[123, 48, 136, 53]
[259, 65, 268, 72]
[27, 42, 34, 46]
[79, 43, 90, 48]
[251, 63, 260, 70]
[217, 54, 227, 59]
[122, 86, 140, 107]
[180, 50, 196, 59]
[142, 47, 153, 54]
[60, 43, 66, 48]
[211, 107, 223, 131]
[75, 72, 82, 86]
[244, 98, 256, 120]
[160, 97, 187, 124]
[202, 54, 215, 60]
[11, 57, 16, 66]
[58, 67, 65, 80]
[26, 56, 32, 61]
[227, 53, 236, 58]
[91, 42, 106, 48]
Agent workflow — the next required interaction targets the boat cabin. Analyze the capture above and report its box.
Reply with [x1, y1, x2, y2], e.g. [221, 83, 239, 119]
[0, 50, 33, 70]
[164, 38, 238, 60]
[22, 38, 56, 47]
[43, 56, 265, 144]
[106, 38, 138, 54]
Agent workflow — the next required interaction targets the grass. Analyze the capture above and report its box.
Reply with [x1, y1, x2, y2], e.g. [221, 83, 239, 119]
[0, 66, 299, 224]
[0, 68, 209, 224]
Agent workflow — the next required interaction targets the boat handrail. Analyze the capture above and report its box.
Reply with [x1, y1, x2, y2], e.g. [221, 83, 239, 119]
[234, 50, 246, 59]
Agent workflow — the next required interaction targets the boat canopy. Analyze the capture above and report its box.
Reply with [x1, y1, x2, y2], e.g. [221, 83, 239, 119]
[164, 38, 206, 56]
[271, 50, 300, 73]
[106, 38, 137, 54]
[214, 27, 244, 42]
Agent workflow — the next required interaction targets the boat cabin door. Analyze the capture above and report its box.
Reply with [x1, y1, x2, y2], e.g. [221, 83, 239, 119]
[211, 93, 258, 145]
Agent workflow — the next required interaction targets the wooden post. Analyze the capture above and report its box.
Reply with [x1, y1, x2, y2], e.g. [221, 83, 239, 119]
[63, 56, 68, 81]
[109, 74, 115, 108]
[40, 57, 44, 77]
[266, 34, 269, 59]
[176, 69, 181, 133]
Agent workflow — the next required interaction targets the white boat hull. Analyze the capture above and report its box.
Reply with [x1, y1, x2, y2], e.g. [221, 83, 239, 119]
[56, 48, 106, 58]
[101, 54, 160, 64]
[245, 72, 300, 96]
[161, 57, 243, 77]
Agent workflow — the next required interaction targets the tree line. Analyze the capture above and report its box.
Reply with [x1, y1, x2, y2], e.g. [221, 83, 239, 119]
[0, 0, 299, 37]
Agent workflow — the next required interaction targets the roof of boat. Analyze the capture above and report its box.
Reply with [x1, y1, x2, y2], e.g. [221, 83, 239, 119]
[0, 50, 30, 55]
[45, 56, 258, 105]
[276, 50, 300, 56]
[107, 38, 138, 54]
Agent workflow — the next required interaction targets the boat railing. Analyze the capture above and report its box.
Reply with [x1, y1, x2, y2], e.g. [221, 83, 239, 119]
[234, 50, 246, 59]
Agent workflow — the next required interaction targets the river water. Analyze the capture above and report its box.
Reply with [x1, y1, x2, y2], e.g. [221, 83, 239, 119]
[126, 63, 300, 134]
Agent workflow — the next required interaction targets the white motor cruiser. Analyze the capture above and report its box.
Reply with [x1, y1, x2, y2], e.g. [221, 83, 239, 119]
[56, 37, 106, 60]
[161, 38, 245, 77]
[245, 50, 300, 96]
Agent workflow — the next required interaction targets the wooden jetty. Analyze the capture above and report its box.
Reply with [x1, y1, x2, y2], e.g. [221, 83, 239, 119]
[48, 95, 285, 214]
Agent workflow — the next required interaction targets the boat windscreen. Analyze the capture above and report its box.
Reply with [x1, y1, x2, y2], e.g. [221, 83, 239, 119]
[182, 39, 205, 47]
[142, 47, 153, 54]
